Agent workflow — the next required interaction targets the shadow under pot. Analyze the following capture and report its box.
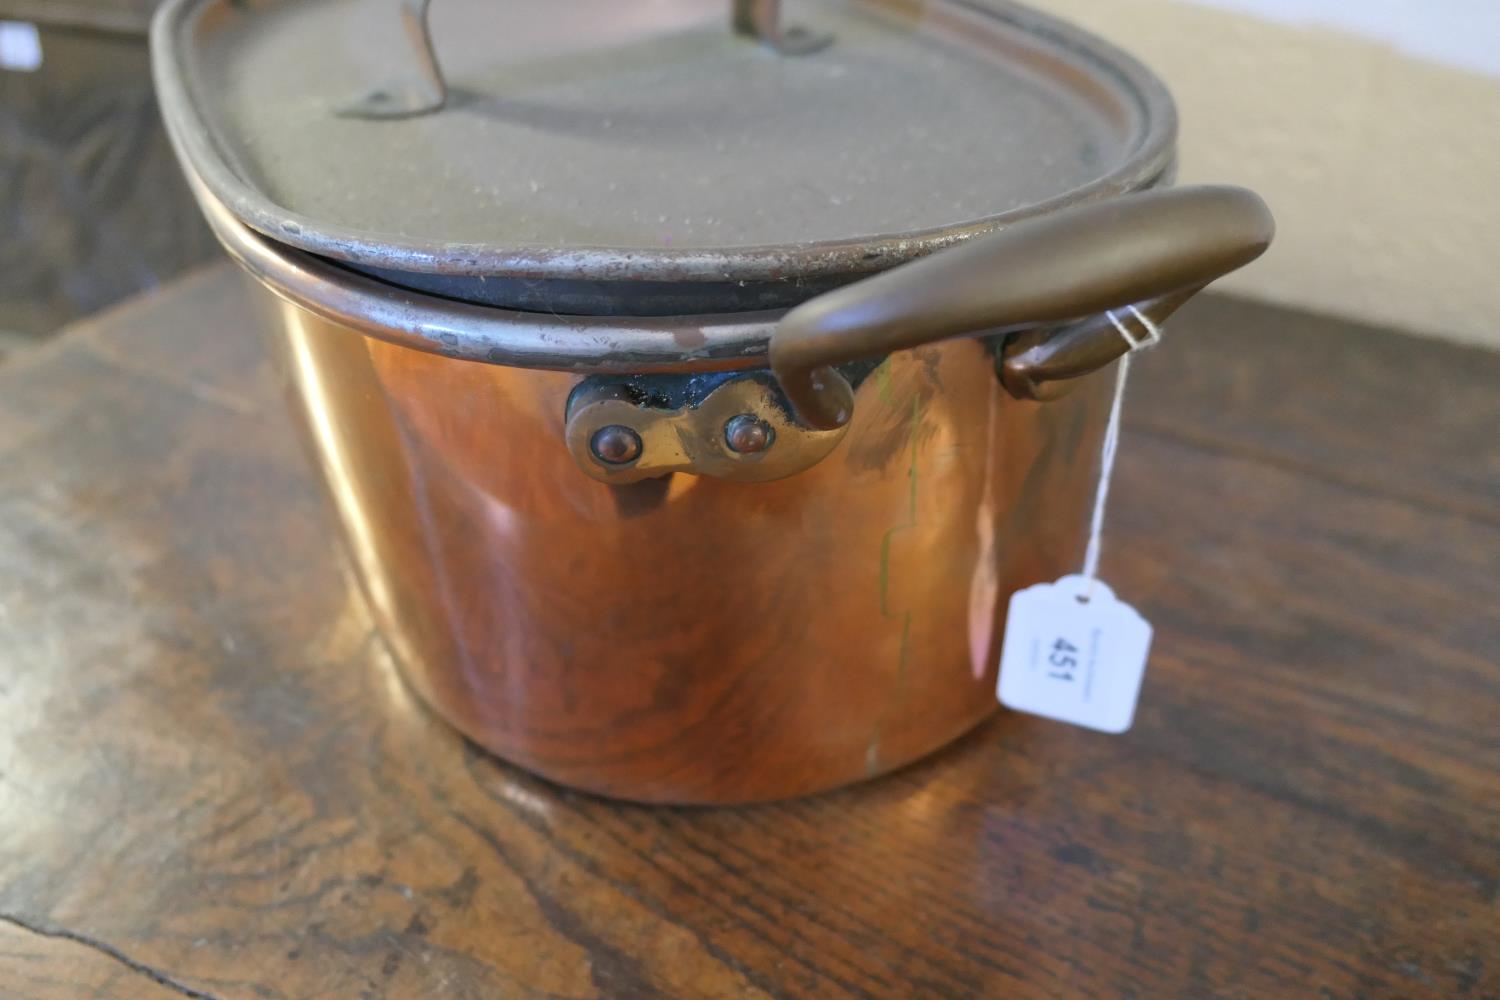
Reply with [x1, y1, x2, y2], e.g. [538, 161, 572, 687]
[152, 0, 1273, 803]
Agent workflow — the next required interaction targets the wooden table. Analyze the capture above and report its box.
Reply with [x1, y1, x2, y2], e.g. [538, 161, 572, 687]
[1, 264, 1496, 999]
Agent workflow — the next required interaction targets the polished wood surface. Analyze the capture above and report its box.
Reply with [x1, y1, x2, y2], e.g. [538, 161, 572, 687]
[1, 264, 1496, 998]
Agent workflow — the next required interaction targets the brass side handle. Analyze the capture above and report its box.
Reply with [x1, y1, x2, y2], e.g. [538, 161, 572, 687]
[998, 286, 1200, 401]
[769, 185, 1275, 429]
[342, 0, 830, 119]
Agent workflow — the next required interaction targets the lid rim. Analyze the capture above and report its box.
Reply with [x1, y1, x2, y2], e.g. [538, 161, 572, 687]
[186, 169, 787, 373]
[153, 0, 1178, 285]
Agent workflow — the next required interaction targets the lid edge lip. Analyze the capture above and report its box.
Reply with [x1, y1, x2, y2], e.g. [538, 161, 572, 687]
[188, 167, 786, 373]
[154, 0, 1178, 285]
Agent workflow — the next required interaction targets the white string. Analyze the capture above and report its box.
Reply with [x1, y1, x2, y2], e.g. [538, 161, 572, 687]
[1080, 306, 1162, 598]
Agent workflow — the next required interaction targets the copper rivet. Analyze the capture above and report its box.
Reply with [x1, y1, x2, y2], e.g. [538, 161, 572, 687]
[590, 425, 642, 465]
[724, 415, 773, 455]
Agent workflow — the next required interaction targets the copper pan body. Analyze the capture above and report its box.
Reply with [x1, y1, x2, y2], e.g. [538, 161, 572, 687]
[261, 293, 1109, 804]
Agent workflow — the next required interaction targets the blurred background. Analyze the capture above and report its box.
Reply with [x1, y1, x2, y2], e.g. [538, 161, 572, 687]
[1046, 0, 1500, 349]
[0, 0, 216, 360]
[2, 0, 1497, 354]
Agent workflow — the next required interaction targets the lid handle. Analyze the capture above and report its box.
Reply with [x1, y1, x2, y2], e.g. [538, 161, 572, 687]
[731, 0, 833, 56]
[341, 0, 832, 120]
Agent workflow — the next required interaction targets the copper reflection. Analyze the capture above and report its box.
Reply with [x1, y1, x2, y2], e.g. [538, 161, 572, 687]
[269, 302, 1110, 804]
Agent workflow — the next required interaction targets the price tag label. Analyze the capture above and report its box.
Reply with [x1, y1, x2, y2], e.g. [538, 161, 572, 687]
[997, 575, 1152, 734]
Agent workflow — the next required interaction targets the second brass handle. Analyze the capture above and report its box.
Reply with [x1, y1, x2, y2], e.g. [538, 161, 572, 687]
[769, 185, 1275, 429]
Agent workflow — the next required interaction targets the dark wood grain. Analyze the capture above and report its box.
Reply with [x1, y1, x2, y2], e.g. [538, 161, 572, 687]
[0, 265, 1496, 999]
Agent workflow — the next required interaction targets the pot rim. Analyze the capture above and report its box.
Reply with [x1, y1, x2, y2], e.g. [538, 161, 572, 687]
[191, 174, 784, 373]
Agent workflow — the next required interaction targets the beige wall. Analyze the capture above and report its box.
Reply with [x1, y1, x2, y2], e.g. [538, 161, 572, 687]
[1035, 0, 1500, 348]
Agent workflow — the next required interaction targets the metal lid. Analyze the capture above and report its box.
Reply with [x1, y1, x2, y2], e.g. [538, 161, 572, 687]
[153, 0, 1176, 314]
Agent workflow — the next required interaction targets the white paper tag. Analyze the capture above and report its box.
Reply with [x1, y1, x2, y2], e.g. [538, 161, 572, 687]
[0, 21, 42, 72]
[997, 575, 1152, 734]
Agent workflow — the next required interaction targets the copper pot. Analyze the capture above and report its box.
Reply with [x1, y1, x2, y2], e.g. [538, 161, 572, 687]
[154, 0, 1272, 802]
